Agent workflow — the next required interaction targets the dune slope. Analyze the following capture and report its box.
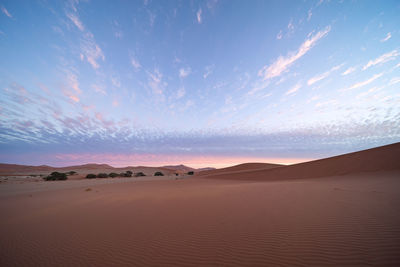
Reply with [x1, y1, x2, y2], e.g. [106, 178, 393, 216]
[200, 142, 400, 181]
[197, 162, 283, 176]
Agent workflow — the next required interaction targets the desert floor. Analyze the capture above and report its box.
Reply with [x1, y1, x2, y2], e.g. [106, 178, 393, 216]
[1, 170, 400, 266]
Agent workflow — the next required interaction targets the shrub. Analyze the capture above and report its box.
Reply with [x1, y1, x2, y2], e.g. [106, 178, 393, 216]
[109, 172, 119, 178]
[187, 171, 194, 175]
[44, 172, 67, 181]
[126, 170, 133, 176]
[154, 171, 164, 176]
[86, 174, 97, 179]
[134, 172, 146, 177]
[67, 171, 77, 175]
[97, 173, 108, 178]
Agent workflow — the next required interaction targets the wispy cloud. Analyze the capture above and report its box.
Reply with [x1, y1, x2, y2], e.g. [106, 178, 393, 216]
[285, 83, 301, 96]
[258, 26, 331, 80]
[307, 9, 312, 21]
[63, 90, 80, 103]
[179, 67, 191, 78]
[81, 33, 105, 69]
[1, 6, 12, 18]
[389, 77, 400, 86]
[287, 19, 294, 33]
[276, 30, 283, 40]
[363, 50, 398, 70]
[203, 65, 214, 79]
[380, 32, 391, 42]
[67, 73, 81, 94]
[111, 76, 121, 88]
[197, 8, 202, 24]
[176, 87, 185, 99]
[148, 11, 156, 27]
[92, 84, 107, 95]
[307, 64, 343, 86]
[148, 69, 165, 97]
[65, 4, 105, 70]
[131, 56, 141, 70]
[66, 12, 84, 31]
[114, 30, 123, 39]
[341, 66, 356, 76]
[342, 72, 383, 91]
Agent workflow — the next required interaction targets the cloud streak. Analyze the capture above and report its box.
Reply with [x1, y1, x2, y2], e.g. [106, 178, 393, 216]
[363, 50, 398, 70]
[342, 66, 356, 76]
[196, 8, 202, 24]
[67, 12, 84, 31]
[342, 73, 383, 91]
[380, 32, 391, 42]
[1, 6, 12, 18]
[307, 64, 343, 86]
[258, 26, 331, 80]
[285, 83, 301, 96]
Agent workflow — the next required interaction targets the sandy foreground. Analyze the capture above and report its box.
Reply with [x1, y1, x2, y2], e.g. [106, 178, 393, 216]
[1, 170, 400, 266]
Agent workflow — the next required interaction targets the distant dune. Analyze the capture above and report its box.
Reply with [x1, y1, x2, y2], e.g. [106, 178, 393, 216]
[197, 162, 283, 176]
[0, 163, 177, 177]
[200, 142, 400, 181]
[0, 163, 216, 176]
[162, 164, 195, 172]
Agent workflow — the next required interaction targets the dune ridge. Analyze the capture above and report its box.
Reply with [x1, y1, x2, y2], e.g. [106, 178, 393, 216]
[199, 142, 400, 181]
[196, 162, 283, 176]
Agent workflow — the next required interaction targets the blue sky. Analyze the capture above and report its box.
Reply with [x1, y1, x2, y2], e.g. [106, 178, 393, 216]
[0, 0, 399, 167]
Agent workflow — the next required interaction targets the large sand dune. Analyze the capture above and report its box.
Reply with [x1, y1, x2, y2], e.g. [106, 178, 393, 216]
[196, 162, 283, 176]
[199, 142, 400, 181]
[1, 143, 400, 266]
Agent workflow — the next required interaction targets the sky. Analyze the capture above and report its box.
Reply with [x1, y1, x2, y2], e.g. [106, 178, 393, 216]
[0, 0, 399, 168]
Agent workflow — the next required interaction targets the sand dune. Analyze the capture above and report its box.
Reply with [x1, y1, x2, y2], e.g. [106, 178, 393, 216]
[162, 164, 196, 172]
[197, 162, 283, 176]
[0, 163, 177, 177]
[200, 142, 400, 181]
[1, 143, 400, 266]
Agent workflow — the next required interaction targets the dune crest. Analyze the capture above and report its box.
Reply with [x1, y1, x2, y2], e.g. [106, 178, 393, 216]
[199, 142, 400, 181]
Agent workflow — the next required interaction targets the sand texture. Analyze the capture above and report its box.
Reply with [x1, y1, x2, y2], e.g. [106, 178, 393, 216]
[1, 143, 400, 266]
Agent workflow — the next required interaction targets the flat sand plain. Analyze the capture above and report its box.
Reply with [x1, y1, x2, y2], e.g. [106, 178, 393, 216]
[1, 170, 400, 266]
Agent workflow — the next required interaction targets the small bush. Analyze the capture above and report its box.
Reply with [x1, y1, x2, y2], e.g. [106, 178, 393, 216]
[86, 174, 97, 179]
[97, 173, 108, 178]
[126, 170, 133, 176]
[67, 171, 77, 175]
[134, 172, 146, 177]
[44, 172, 67, 181]
[187, 171, 194, 175]
[154, 171, 164, 176]
[109, 172, 119, 178]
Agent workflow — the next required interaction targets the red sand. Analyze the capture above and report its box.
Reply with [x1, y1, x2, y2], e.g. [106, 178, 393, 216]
[1, 143, 400, 266]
